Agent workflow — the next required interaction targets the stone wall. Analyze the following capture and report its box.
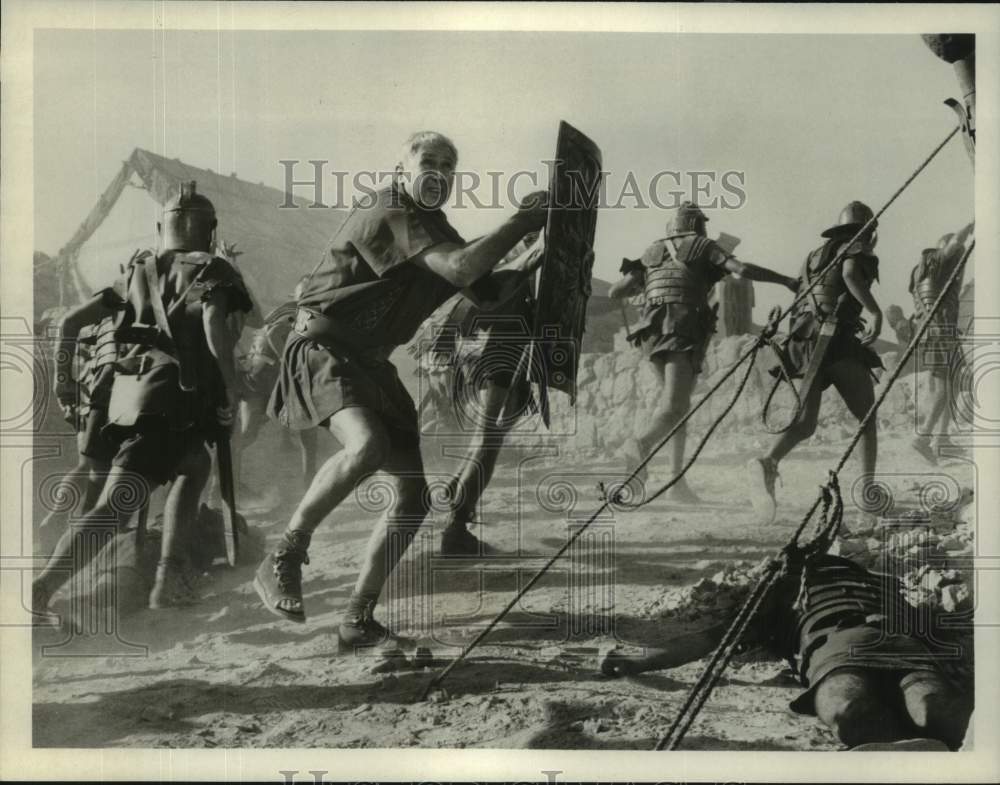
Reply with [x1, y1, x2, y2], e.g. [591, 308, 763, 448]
[539, 330, 927, 459]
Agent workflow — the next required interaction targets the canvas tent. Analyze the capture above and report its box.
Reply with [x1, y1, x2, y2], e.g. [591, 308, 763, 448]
[49, 148, 347, 324]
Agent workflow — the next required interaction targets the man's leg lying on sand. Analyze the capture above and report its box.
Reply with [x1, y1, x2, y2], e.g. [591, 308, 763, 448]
[747, 371, 823, 524]
[337, 440, 429, 651]
[440, 379, 511, 556]
[813, 668, 909, 748]
[149, 443, 212, 608]
[32, 465, 153, 622]
[624, 351, 700, 504]
[897, 670, 973, 750]
[254, 407, 392, 624]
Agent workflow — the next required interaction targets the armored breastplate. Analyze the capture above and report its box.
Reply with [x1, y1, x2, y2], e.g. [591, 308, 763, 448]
[911, 251, 959, 324]
[642, 235, 713, 307]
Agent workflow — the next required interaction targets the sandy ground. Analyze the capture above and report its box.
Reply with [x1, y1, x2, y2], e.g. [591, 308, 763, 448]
[31, 424, 975, 750]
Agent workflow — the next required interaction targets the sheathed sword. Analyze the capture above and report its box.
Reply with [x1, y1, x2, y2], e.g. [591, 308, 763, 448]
[795, 293, 849, 420]
[215, 426, 239, 567]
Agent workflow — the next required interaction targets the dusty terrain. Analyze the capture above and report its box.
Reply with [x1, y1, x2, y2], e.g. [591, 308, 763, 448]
[31, 417, 976, 751]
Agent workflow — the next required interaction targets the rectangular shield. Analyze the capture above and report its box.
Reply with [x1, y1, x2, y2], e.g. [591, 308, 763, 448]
[531, 121, 603, 425]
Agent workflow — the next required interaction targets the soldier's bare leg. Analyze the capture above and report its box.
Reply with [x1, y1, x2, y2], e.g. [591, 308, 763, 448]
[440, 380, 510, 555]
[828, 360, 878, 514]
[36, 456, 108, 556]
[338, 441, 429, 651]
[899, 670, 973, 750]
[297, 427, 319, 489]
[629, 352, 700, 503]
[813, 668, 908, 748]
[914, 372, 951, 462]
[232, 395, 267, 494]
[747, 373, 823, 524]
[254, 407, 389, 622]
[149, 443, 212, 609]
[32, 466, 151, 619]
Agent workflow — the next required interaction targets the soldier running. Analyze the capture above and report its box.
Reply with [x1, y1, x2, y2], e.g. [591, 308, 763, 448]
[236, 277, 319, 491]
[602, 551, 973, 750]
[414, 230, 557, 556]
[608, 201, 798, 503]
[908, 225, 974, 463]
[256, 131, 548, 650]
[747, 201, 884, 524]
[37, 311, 123, 555]
[32, 181, 252, 617]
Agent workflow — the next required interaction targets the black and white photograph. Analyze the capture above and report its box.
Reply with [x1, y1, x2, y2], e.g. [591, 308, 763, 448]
[1, 1, 998, 781]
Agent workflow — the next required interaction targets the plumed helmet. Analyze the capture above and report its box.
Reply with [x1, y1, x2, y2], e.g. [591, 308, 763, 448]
[161, 181, 217, 252]
[821, 200, 876, 239]
[667, 201, 708, 236]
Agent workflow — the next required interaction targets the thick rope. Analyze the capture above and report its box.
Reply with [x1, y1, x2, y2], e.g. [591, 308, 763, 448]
[602, 124, 959, 506]
[608, 308, 783, 508]
[652, 237, 974, 750]
[416, 125, 960, 701]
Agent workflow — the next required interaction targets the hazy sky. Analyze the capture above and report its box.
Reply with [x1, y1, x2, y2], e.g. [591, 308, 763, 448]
[34, 29, 973, 320]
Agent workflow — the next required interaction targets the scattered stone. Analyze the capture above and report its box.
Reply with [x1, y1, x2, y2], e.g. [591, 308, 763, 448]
[427, 689, 448, 704]
[941, 583, 971, 613]
[352, 703, 372, 715]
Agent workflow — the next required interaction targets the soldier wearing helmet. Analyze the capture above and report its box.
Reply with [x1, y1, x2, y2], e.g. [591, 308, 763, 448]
[747, 200, 884, 525]
[908, 224, 975, 463]
[33, 181, 253, 620]
[608, 201, 797, 504]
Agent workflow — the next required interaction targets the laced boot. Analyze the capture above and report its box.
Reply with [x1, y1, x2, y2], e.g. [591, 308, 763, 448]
[149, 557, 199, 609]
[440, 511, 494, 557]
[337, 597, 412, 654]
[746, 456, 780, 524]
[253, 530, 310, 623]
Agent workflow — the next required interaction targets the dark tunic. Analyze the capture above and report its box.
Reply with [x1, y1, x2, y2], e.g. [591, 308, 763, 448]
[770, 240, 883, 388]
[104, 250, 253, 484]
[748, 555, 945, 716]
[268, 185, 463, 442]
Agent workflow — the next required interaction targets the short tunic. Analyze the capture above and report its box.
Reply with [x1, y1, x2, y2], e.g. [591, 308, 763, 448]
[104, 251, 253, 485]
[268, 185, 463, 442]
[769, 246, 883, 388]
[747, 554, 945, 716]
[624, 237, 731, 371]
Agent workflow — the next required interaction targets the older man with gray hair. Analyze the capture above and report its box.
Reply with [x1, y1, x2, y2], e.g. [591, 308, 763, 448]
[257, 131, 548, 651]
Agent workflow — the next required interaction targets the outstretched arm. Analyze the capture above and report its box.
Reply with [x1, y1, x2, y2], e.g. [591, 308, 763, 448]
[609, 270, 644, 300]
[203, 290, 238, 394]
[724, 257, 798, 293]
[602, 622, 728, 677]
[412, 191, 548, 288]
[843, 257, 882, 346]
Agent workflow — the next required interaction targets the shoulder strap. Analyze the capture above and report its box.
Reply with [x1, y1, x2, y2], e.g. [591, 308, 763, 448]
[142, 255, 176, 346]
